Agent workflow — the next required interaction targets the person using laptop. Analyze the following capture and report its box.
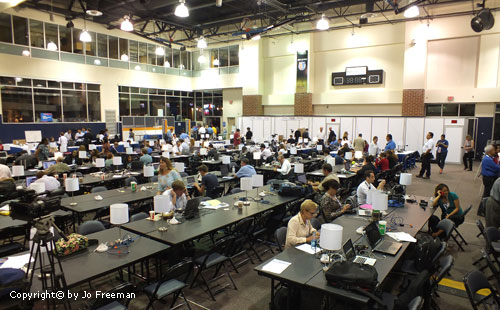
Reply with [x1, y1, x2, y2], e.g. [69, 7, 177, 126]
[193, 164, 219, 198]
[64, 151, 82, 165]
[285, 199, 320, 249]
[333, 150, 346, 165]
[180, 139, 191, 155]
[15, 151, 38, 169]
[44, 157, 70, 174]
[309, 163, 340, 192]
[356, 170, 386, 205]
[163, 180, 190, 211]
[260, 144, 272, 161]
[30, 171, 60, 192]
[320, 179, 351, 222]
[236, 158, 256, 178]
[274, 154, 291, 179]
[207, 143, 219, 160]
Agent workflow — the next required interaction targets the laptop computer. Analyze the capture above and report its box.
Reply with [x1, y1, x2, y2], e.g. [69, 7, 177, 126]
[42, 160, 56, 169]
[0, 151, 7, 158]
[220, 165, 229, 176]
[186, 176, 195, 184]
[343, 238, 376, 266]
[183, 197, 202, 219]
[26, 176, 37, 187]
[364, 221, 402, 255]
[296, 174, 307, 184]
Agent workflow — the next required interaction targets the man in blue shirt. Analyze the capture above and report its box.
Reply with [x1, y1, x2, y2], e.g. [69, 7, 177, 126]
[333, 150, 345, 165]
[236, 158, 256, 178]
[179, 130, 189, 140]
[481, 145, 500, 198]
[384, 134, 396, 151]
[206, 125, 213, 138]
[139, 148, 152, 165]
[435, 134, 449, 174]
[166, 129, 173, 143]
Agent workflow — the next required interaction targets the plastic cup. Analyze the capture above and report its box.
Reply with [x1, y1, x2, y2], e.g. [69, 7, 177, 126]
[378, 220, 387, 235]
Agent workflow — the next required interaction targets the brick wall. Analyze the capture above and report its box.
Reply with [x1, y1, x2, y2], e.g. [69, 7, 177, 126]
[242, 95, 263, 116]
[402, 89, 425, 116]
[294, 93, 313, 115]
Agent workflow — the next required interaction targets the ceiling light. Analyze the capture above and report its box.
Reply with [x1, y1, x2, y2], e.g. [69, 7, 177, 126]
[216, 0, 222, 7]
[66, 20, 74, 28]
[404, 5, 420, 18]
[316, 14, 329, 30]
[15, 77, 23, 83]
[471, 9, 495, 32]
[175, 0, 189, 18]
[46, 41, 58, 51]
[134, 65, 141, 71]
[155, 46, 165, 56]
[198, 54, 206, 63]
[213, 58, 220, 66]
[22, 49, 30, 56]
[197, 36, 207, 49]
[121, 16, 134, 32]
[164, 61, 171, 68]
[121, 54, 129, 61]
[94, 59, 101, 65]
[86, 9, 103, 17]
[251, 34, 261, 40]
[79, 30, 92, 42]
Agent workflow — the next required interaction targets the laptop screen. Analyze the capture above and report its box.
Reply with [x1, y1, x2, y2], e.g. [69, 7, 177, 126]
[365, 221, 381, 248]
[343, 239, 356, 261]
[297, 174, 307, 184]
[26, 176, 37, 187]
[42, 161, 56, 169]
[186, 176, 195, 184]
[220, 165, 228, 176]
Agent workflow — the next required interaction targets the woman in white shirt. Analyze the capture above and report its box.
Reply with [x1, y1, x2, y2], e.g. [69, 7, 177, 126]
[368, 136, 380, 157]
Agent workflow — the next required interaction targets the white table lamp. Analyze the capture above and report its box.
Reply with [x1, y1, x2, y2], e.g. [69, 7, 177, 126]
[200, 148, 208, 156]
[252, 174, 264, 187]
[294, 163, 304, 173]
[126, 147, 133, 155]
[320, 223, 343, 251]
[162, 152, 170, 158]
[326, 157, 335, 167]
[88, 144, 96, 151]
[317, 145, 323, 151]
[222, 156, 231, 165]
[113, 156, 122, 166]
[241, 177, 253, 191]
[400, 173, 412, 186]
[253, 152, 261, 160]
[65, 178, 79, 206]
[154, 195, 172, 213]
[110, 203, 129, 238]
[354, 151, 363, 159]
[174, 162, 185, 173]
[144, 166, 154, 177]
[54, 152, 63, 160]
[12, 165, 24, 177]
[95, 158, 105, 168]
[79, 151, 87, 159]
[345, 151, 353, 160]
[372, 191, 388, 211]
[290, 147, 297, 155]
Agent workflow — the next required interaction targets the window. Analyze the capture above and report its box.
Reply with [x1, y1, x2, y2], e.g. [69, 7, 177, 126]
[425, 104, 441, 116]
[149, 95, 165, 116]
[86, 31, 97, 56]
[73, 29, 84, 54]
[165, 48, 172, 67]
[460, 104, 475, 116]
[59, 26, 72, 52]
[129, 40, 138, 62]
[229, 45, 239, 66]
[147, 44, 155, 65]
[97, 33, 107, 58]
[210, 49, 218, 68]
[0, 13, 12, 43]
[139, 42, 147, 64]
[119, 93, 130, 116]
[34, 88, 61, 122]
[219, 47, 229, 67]
[63, 90, 86, 121]
[173, 49, 180, 68]
[12, 16, 28, 46]
[30, 19, 44, 48]
[1, 87, 33, 122]
[131, 94, 148, 116]
[181, 50, 188, 69]
[45, 23, 58, 50]
[109, 36, 118, 59]
[168, 96, 180, 117]
[442, 104, 459, 116]
[119, 38, 128, 59]
[87, 91, 101, 121]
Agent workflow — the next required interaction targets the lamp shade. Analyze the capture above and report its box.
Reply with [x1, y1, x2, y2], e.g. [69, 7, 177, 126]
[253, 152, 261, 160]
[174, 162, 185, 172]
[123, 142, 130, 148]
[162, 144, 168, 151]
[222, 156, 231, 164]
[194, 141, 201, 147]
[162, 152, 170, 158]
[294, 163, 304, 173]
[354, 151, 363, 159]
[79, 151, 87, 159]
[304, 138, 309, 144]
[95, 158, 105, 168]
[54, 152, 63, 160]
[49, 142, 57, 148]
[200, 148, 207, 155]
[399, 173, 412, 186]
[252, 174, 264, 187]
[65, 178, 79, 192]
[344, 151, 353, 160]
[320, 223, 343, 251]
[12, 165, 24, 177]
[126, 147, 133, 154]
[30, 182, 45, 194]
[317, 144, 323, 151]
[372, 191, 388, 211]
[290, 147, 297, 155]
[326, 157, 335, 167]
[88, 144, 96, 150]
[110, 203, 129, 225]
[144, 165, 154, 177]
[240, 177, 253, 191]
[113, 156, 122, 165]
[154, 195, 172, 213]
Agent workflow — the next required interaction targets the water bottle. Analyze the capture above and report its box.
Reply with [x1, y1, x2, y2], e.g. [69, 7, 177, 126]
[311, 231, 317, 249]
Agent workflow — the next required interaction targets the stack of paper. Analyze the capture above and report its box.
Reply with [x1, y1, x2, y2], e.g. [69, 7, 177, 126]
[386, 232, 417, 243]
[261, 259, 291, 274]
[296, 243, 322, 254]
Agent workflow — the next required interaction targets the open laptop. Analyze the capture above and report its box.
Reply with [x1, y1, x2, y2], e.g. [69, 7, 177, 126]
[26, 176, 37, 187]
[185, 176, 196, 184]
[343, 239, 376, 266]
[183, 197, 202, 219]
[0, 151, 7, 158]
[364, 221, 402, 255]
[296, 174, 307, 184]
[42, 160, 56, 169]
[220, 165, 229, 176]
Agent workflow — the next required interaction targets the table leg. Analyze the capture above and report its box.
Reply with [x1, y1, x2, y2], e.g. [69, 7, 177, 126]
[270, 279, 275, 310]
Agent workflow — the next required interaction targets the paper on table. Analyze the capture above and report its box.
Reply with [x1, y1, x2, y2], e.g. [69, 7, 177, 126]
[386, 232, 417, 243]
[296, 243, 322, 254]
[113, 175, 123, 178]
[261, 259, 292, 274]
[0, 253, 34, 269]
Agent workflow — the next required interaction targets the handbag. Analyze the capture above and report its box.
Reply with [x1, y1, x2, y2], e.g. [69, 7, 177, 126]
[325, 261, 378, 290]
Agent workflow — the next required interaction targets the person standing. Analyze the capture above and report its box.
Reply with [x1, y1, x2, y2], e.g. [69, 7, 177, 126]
[328, 127, 337, 145]
[317, 127, 326, 145]
[481, 145, 500, 198]
[435, 134, 449, 174]
[128, 128, 134, 141]
[353, 134, 365, 153]
[384, 134, 396, 151]
[245, 127, 253, 141]
[198, 124, 206, 139]
[302, 129, 310, 141]
[416, 132, 435, 179]
[294, 129, 302, 142]
[233, 128, 241, 147]
[463, 135, 474, 171]
[369, 136, 380, 157]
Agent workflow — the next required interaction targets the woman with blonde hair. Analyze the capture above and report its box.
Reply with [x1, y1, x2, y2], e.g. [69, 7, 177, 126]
[285, 199, 320, 249]
[157, 157, 181, 193]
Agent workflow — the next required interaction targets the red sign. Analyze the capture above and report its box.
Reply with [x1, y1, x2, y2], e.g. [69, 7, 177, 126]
[330, 118, 336, 122]
[447, 96, 454, 101]
[451, 120, 457, 124]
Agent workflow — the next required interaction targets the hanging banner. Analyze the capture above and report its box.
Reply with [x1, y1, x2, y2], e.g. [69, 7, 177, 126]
[296, 50, 308, 93]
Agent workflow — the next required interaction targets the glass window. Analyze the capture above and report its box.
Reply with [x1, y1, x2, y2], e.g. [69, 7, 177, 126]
[33, 80, 46, 88]
[130, 87, 139, 93]
[0, 13, 12, 43]
[29, 19, 44, 48]
[442, 104, 458, 116]
[187, 51, 192, 70]
[75, 83, 85, 90]
[165, 48, 172, 67]
[131, 94, 148, 116]
[425, 104, 441, 116]
[119, 38, 128, 59]
[210, 49, 218, 68]
[13, 16, 28, 46]
[213, 96, 222, 116]
[87, 91, 101, 121]
[147, 44, 156, 65]
[62, 90, 87, 122]
[149, 95, 165, 116]
[182, 98, 195, 120]
[119, 86, 129, 93]
[0, 77, 15, 85]
[34, 88, 61, 122]
[195, 97, 203, 121]
[47, 80, 60, 88]
[229, 45, 239, 66]
[173, 49, 180, 68]
[109, 36, 118, 59]
[129, 40, 138, 62]
[59, 26, 72, 52]
[167, 96, 180, 117]
[460, 104, 475, 116]
[73, 29, 84, 54]
[87, 84, 100, 91]
[181, 51, 188, 69]
[97, 33, 107, 58]
[119, 93, 130, 116]
[86, 31, 96, 56]
[62, 82, 73, 89]
[156, 47, 164, 66]
[45, 23, 58, 50]
[193, 50, 202, 71]
[17, 78, 31, 87]
[1, 87, 33, 123]
[219, 47, 229, 67]
[139, 42, 147, 64]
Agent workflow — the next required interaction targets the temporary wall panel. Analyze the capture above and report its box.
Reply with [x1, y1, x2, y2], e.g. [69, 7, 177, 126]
[388, 118, 405, 149]
[355, 117, 372, 142]
[405, 118, 425, 154]
[371, 118, 389, 150]
[340, 117, 354, 141]
[424, 118, 444, 155]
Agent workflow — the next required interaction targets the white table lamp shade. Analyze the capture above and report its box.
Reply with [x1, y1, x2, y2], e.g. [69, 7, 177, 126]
[200, 148, 208, 155]
[241, 177, 253, 191]
[238, 144, 244, 150]
[366, 189, 378, 205]
[12, 165, 24, 176]
[112, 156, 122, 165]
[298, 138, 303, 143]
[290, 147, 297, 155]
[252, 174, 264, 187]
[313, 137, 318, 142]
[88, 144, 96, 150]
[345, 152, 353, 160]
[317, 145, 323, 151]
[162, 152, 170, 158]
[327, 157, 335, 167]
[54, 152, 63, 160]
[123, 142, 130, 148]
[372, 192, 388, 211]
[354, 151, 363, 159]
[60, 145, 67, 152]
[294, 163, 304, 173]
[230, 135, 234, 139]
[95, 158, 105, 168]
[126, 147, 133, 154]
[31, 182, 45, 194]
[320, 223, 343, 251]
[154, 195, 171, 213]
[400, 173, 412, 186]
[304, 138, 309, 143]
[79, 151, 87, 159]
[218, 136, 223, 141]
[174, 162, 185, 173]
[222, 156, 231, 164]
[194, 141, 201, 147]
[253, 152, 261, 160]
[49, 142, 57, 148]
[65, 178, 79, 192]
[166, 145, 173, 152]
[110, 203, 129, 225]
[144, 166, 154, 177]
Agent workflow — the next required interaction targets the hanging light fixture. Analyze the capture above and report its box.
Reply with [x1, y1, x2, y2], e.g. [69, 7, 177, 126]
[121, 53, 129, 61]
[121, 15, 134, 31]
[134, 65, 141, 71]
[197, 36, 207, 49]
[80, 29, 91, 42]
[251, 34, 261, 40]
[175, 0, 189, 18]
[404, 5, 420, 18]
[47, 41, 58, 51]
[155, 46, 165, 56]
[93, 59, 101, 65]
[316, 14, 329, 30]
[22, 50, 30, 56]
[198, 53, 206, 63]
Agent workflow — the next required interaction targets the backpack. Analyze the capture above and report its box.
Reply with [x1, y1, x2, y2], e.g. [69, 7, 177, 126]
[325, 261, 378, 291]
[411, 232, 441, 271]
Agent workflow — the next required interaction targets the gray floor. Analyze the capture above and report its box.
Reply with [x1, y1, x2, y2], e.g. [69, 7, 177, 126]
[30, 163, 485, 310]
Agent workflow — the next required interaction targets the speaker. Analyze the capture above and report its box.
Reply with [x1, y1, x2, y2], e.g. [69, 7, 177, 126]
[471, 9, 495, 32]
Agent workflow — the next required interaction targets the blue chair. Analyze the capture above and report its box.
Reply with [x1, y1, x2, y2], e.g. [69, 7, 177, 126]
[78, 220, 105, 235]
[131, 213, 148, 222]
[91, 186, 107, 193]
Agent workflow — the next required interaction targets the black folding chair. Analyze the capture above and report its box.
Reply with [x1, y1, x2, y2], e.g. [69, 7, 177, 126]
[464, 270, 500, 310]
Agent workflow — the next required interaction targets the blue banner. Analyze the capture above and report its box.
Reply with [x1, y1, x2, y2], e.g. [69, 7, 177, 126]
[40, 113, 53, 122]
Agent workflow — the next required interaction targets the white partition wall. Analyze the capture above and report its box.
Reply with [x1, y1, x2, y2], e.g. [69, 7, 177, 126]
[388, 118, 405, 150]
[405, 118, 425, 154]
[253, 118, 264, 142]
[311, 117, 327, 140]
[287, 120, 300, 136]
[263, 118, 272, 140]
[340, 117, 354, 141]
[372, 118, 389, 149]
[275, 118, 287, 138]
[355, 117, 372, 141]
[424, 118, 444, 155]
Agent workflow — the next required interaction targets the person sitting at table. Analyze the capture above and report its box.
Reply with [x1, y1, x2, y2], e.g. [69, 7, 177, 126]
[111, 142, 120, 154]
[179, 130, 190, 141]
[285, 199, 320, 249]
[15, 150, 38, 169]
[139, 148, 152, 166]
[0, 164, 15, 201]
[277, 143, 287, 156]
[193, 164, 219, 198]
[173, 141, 182, 155]
[90, 149, 100, 163]
[36, 138, 50, 161]
[320, 179, 351, 222]
[207, 143, 219, 160]
[486, 178, 500, 228]
[355, 155, 376, 180]
[64, 150, 82, 165]
[236, 158, 256, 178]
[323, 149, 334, 164]
[287, 135, 295, 145]
[309, 163, 340, 192]
[180, 139, 190, 155]
[386, 150, 398, 169]
[45, 157, 70, 174]
[375, 152, 390, 172]
[356, 170, 386, 205]
[333, 150, 345, 165]
[260, 144, 272, 161]
[105, 153, 114, 167]
[157, 157, 182, 194]
[429, 183, 464, 238]
[30, 171, 60, 192]
[163, 179, 191, 211]
[274, 154, 291, 179]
